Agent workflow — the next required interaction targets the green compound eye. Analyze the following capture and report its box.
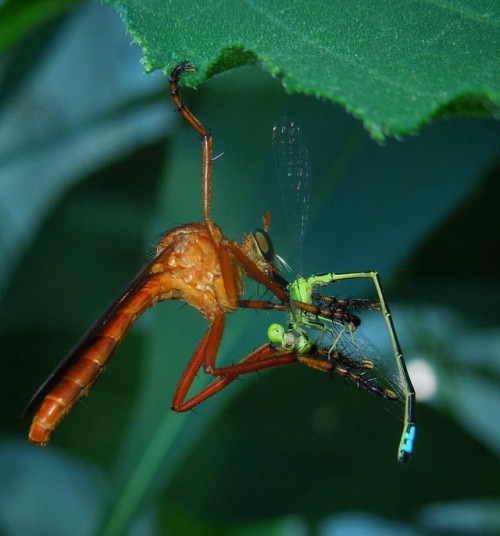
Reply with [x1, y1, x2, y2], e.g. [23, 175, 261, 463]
[268, 323, 284, 344]
[268, 324, 313, 354]
[252, 229, 274, 263]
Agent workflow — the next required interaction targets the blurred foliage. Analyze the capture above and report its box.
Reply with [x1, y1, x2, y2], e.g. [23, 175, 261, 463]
[0, 0, 82, 54]
[0, 2, 499, 536]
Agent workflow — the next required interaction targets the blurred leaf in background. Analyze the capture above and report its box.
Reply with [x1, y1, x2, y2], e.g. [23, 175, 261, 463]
[1, 1, 499, 535]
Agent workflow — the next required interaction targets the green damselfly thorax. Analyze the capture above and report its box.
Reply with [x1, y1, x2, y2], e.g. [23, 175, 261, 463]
[268, 117, 416, 463]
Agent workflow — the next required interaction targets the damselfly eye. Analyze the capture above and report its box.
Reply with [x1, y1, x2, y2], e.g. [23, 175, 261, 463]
[252, 228, 274, 263]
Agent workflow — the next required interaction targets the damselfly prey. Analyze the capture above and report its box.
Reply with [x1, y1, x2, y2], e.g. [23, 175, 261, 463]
[267, 118, 416, 463]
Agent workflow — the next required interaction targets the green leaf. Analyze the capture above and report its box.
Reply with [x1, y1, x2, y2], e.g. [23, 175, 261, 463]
[102, 0, 500, 138]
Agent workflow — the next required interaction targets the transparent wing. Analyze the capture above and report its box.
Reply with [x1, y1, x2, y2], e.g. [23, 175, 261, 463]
[304, 315, 407, 422]
[272, 117, 312, 276]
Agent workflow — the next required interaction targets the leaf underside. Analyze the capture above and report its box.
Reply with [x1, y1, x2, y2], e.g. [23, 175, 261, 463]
[103, 0, 500, 139]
